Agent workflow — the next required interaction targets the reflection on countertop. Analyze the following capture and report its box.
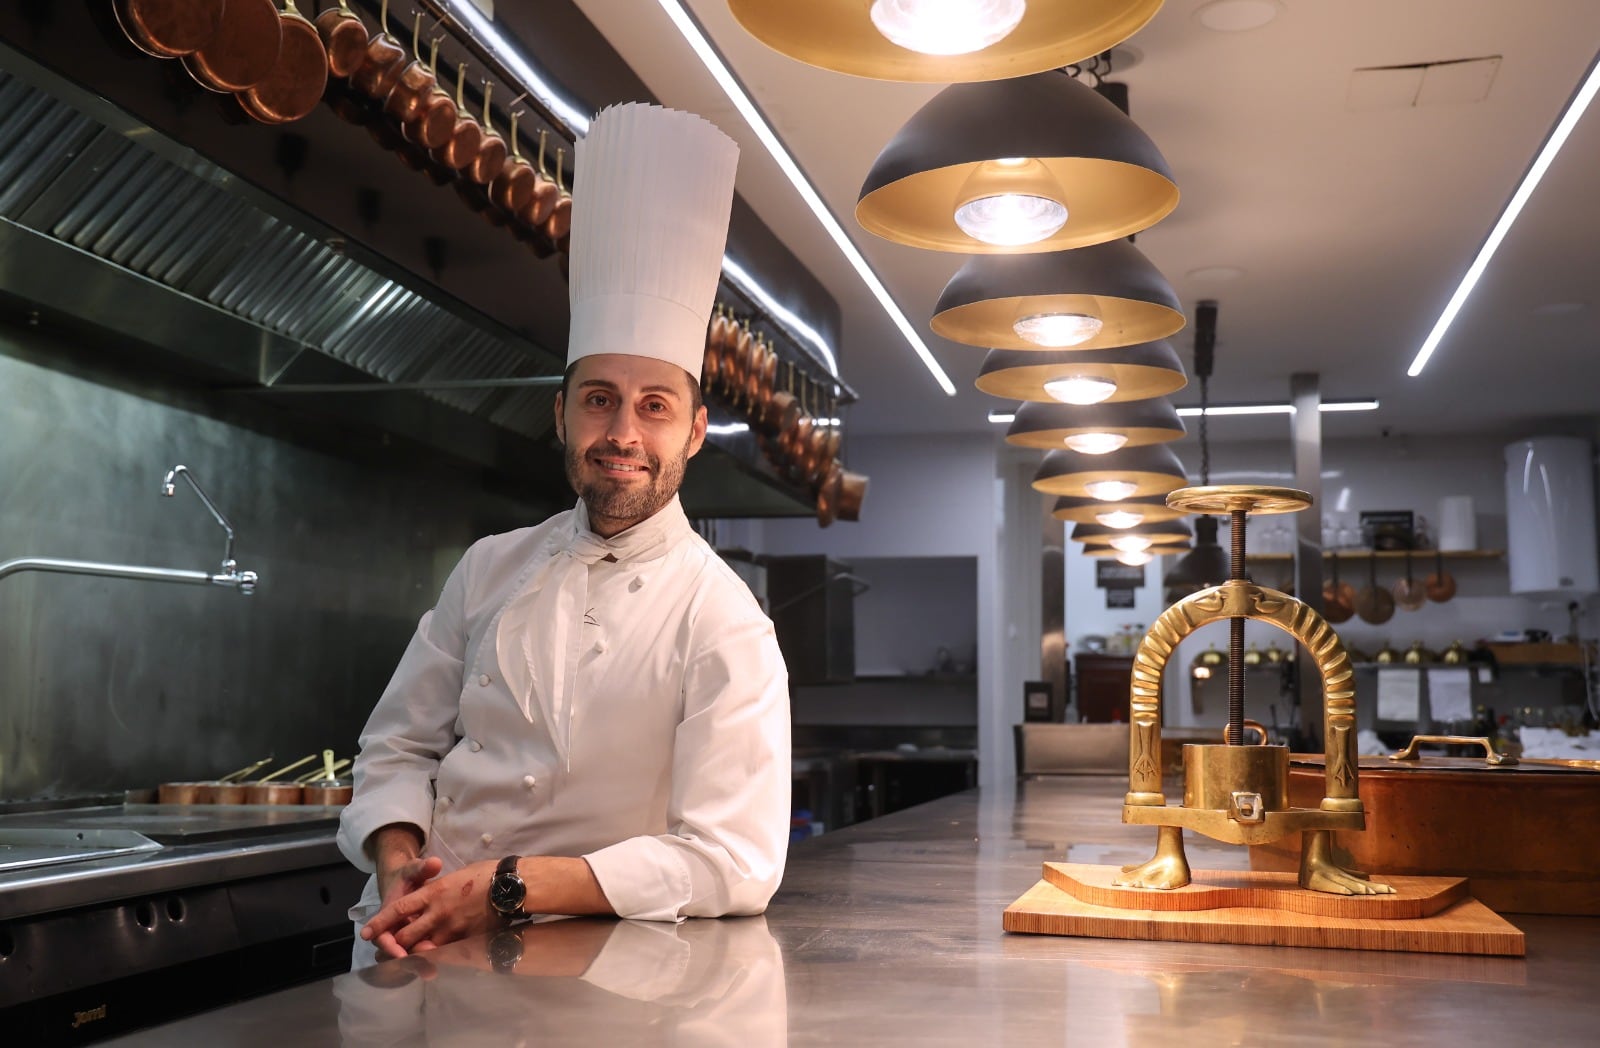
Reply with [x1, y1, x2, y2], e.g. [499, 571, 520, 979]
[108, 778, 1596, 1047]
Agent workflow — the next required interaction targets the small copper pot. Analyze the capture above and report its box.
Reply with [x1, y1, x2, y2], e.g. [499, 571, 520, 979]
[244, 781, 305, 805]
[303, 778, 354, 806]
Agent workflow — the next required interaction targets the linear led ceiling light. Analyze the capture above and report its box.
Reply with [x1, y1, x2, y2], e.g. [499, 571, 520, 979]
[1174, 399, 1379, 417]
[656, 0, 957, 395]
[1407, 53, 1600, 377]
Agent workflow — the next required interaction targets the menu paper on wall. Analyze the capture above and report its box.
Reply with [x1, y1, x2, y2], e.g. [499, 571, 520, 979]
[1427, 668, 1474, 724]
[1376, 668, 1422, 723]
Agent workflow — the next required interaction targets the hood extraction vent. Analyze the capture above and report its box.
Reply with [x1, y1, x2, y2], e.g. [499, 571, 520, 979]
[0, 69, 561, 443]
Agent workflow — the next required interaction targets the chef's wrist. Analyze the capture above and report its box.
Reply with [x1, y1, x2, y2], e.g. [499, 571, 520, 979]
[369, 822, 425, 864]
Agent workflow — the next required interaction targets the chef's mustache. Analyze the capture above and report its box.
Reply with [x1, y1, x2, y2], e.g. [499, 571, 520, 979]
[585, 441, 653, 466]
[585, 441, 652, 467]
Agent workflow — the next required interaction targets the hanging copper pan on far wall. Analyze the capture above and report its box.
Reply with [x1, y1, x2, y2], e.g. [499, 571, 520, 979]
[114, 0, 225, 59]
[182, 0, 283, 93]
[236, 1, 328, 125]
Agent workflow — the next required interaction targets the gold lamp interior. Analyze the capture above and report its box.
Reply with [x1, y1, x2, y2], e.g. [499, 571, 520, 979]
[727, 0, 1166, 83]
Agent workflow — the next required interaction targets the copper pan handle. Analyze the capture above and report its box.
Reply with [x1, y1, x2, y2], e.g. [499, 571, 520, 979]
[1389, 735, 1516, 767]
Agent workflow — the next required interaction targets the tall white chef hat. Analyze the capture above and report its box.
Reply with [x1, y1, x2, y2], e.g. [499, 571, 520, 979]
[567, 102, 739, 381]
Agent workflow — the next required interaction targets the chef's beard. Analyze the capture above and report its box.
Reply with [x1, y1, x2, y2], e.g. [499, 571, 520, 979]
[566, 433, 693, 532]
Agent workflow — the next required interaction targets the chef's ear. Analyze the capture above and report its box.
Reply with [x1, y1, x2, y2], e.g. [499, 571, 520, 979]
[686, 403, 707, 459]
[553, 390, 566, 446]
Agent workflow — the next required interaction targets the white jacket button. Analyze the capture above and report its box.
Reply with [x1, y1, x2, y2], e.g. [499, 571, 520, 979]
[523, 775, 536, 789]
[481, 832, 494, 846]
[478, 674, 491, 686]
[469, 739, 483, 752]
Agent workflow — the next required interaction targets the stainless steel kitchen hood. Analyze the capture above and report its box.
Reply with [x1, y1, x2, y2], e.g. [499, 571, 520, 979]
[0, 58, 819, 516]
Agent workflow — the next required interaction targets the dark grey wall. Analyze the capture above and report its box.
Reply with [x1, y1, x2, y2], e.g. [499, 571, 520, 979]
[0, 323, 560, 802]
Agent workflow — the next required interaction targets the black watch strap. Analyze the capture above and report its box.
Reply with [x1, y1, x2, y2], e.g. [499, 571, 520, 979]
[489, 854, 526, 917]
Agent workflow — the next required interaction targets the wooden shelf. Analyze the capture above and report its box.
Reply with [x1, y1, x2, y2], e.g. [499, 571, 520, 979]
[1244, 549, 1503, 563]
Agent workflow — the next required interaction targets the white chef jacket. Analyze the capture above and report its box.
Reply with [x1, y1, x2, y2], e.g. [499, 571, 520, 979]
[337, 495, 790, 934]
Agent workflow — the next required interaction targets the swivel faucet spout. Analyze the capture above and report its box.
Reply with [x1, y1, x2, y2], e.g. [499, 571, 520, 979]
[0, 465, 259, 596]
[162, 465, 237, 572]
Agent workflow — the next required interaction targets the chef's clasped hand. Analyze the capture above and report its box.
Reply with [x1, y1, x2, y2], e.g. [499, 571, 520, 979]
[362, 858, 501, 960]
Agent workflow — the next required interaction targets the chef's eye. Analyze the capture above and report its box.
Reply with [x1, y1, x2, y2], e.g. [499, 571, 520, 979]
[585, 391, 613, 408]
[642, 399, 669, 415]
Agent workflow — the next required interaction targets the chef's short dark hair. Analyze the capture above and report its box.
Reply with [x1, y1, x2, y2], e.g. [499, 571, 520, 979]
[560, 360, 703, 414]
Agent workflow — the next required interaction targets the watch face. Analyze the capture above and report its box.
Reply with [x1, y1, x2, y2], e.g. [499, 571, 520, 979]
[489, 871, 525, 916]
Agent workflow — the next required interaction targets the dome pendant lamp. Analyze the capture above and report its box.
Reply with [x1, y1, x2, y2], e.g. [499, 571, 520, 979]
[1083, 542, 1192, 560]
[933, 239, 1184, 350]
[976, 341, 1187, 404]
[1072, 519, 1194, 548]
[1052, 494, 1190, 527]
[1005, 397, 1185, 451]
[1032, 443, 1187, 499]
[856, 73, 1177, 253]
[727, 1, 1166, 83]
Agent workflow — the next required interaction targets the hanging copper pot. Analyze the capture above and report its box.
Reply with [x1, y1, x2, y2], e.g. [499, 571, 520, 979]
[1322, 551, 1355, 624]
[1392, 548, 1427, 612]
[430, 63, 483, 172]
[382, 12, 437, 125]
[467, 81, 509, 186]
[491, 109, 538, 218]
[316, 0, 369, 79]
[815, 460, 844, 528]
[1425, 549, 1457, 603]
[762, 359, 800, 439]
[1353, 553, 1395, 624]
[835, 469, 868, 522]
[542, 147, 572, 247]
[520, 128, 562, 229]
[349, 0, 408, 100]
[402, 38, 458, 150]
[743, 334, 770, 413]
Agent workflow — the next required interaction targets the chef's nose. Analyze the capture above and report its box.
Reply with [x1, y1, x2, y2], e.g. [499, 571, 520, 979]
[605, 408, 642, 445]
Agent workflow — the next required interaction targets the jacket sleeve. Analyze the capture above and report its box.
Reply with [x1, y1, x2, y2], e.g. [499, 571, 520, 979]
[583, 592, 791, 920]
[336, 545, 475, 872]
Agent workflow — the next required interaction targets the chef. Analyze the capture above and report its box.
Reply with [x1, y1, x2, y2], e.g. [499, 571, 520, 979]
[338, 102, 791, 966]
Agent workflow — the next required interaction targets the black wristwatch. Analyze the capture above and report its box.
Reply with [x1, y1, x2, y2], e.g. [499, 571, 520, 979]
[488, 854, 526, 918]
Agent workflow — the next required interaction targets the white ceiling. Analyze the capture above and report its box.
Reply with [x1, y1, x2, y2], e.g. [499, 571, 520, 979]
[568, 1, 1600, 446]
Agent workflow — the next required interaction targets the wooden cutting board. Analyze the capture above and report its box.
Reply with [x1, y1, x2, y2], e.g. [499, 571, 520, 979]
[1003, 863, 1525, 956]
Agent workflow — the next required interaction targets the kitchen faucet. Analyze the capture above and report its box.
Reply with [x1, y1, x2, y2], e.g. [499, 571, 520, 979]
[0, 465, 258, 594]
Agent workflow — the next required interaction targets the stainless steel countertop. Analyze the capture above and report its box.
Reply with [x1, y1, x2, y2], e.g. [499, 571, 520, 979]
[108, 778, 1598, 1046]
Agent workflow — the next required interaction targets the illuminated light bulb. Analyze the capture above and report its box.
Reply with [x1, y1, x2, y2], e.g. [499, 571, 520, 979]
[1015, 312, 1104, 348]
[1084, 479, 1139, 502]
[1109, 534, 1154, 553]
[869, 0, 1027, 57]
[1062, 431, 1128, 455]
[1116, 549, 1154, 566]
[954, 193, 1067, 246]
[1192, 664, 1213, 680]
[1096, 510, 1145, 529]
[1043, 375, 1118, 405]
